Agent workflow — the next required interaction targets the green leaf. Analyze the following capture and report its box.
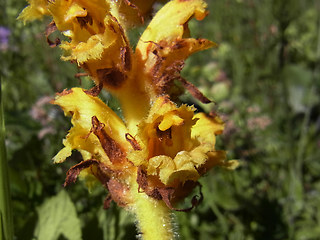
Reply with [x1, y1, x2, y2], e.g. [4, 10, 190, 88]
[34, 190, 82, 240]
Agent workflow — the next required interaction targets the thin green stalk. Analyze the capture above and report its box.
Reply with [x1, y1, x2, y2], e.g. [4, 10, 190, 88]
[0, 77, 14, 240]
[296, 0, 320, 181]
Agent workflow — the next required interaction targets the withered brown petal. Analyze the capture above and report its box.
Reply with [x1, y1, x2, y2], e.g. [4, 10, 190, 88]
[120, 46, 132, 71]
[91, 116, 126, 163]
[64, 159, 99, 187]
[107, 179, 129, 208]
[103, 194, 113, 209]
[158, 182, 203, 212]
[123, 0, 144, 24]
[45, 21, 60, 48]
[84, 82, 103, 97]
[96, 68, 126, 88]
[137, 166, 149, 192]
[136, 167, 203, 211]
[136, 167, 162, 200]
[178, 77, 211, 104]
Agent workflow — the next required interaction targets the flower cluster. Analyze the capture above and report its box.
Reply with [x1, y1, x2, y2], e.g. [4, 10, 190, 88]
[0, 26, 11, 51]
[19, 0, 238, 239]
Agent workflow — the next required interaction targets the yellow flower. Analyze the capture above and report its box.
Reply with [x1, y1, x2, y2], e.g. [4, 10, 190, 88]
[129, 97, 227, 186]
[19, 0, 216, 120]
[20, 0, 238, 239]
[25, 0, 240, 210]
[53, 87, 237, 208]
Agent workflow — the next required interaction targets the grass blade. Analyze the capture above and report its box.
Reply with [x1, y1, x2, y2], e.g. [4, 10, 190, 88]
[0, 76, 14, 240]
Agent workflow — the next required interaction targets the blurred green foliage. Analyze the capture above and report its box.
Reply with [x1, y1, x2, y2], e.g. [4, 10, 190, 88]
[1, 0, 320, 239]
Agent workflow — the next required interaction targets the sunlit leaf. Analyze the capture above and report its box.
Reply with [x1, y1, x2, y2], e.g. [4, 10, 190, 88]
[34, 190, 82, 240]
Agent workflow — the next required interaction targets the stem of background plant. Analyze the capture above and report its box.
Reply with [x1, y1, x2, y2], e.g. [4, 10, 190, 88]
[0, 77, 14, 240]
[129, 180, 176, 240]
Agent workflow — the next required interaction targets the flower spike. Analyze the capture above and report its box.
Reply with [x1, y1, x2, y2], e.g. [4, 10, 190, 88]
[19, 0, 238, 239]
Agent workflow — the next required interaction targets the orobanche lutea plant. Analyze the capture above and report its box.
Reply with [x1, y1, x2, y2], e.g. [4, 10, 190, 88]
[19, 0, 238, 239]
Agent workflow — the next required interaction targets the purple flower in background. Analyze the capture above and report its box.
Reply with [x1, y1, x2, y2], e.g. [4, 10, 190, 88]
[0, 26, 11, 51]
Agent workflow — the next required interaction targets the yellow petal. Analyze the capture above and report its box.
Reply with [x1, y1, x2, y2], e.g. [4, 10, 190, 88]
[53, 140, 72, 163]
[127, 95, 234, 186]
[136, 0, 216, 62]
[17, 0, 50, 23]
[62, 33, 112, 64]
[223, 159, 240, 170]
[192, 112, 224, 144]
[64, 3, 87, 22]
[138, 0, 207, 45]
[133, 0, 217, 103]
[53, 88, 129, 165]
[147, 151, 200, 186]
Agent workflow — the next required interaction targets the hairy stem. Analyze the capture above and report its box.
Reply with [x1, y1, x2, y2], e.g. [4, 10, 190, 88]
[129, 181, 176, 240]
